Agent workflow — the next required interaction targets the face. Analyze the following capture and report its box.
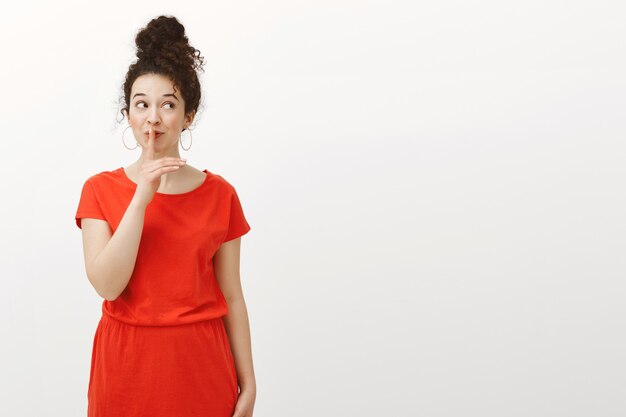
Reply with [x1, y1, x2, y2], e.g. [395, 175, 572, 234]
[124, 73, 194, 155]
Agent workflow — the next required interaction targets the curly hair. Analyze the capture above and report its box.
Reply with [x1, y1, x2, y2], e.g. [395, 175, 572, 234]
[118, 15, 205, 131]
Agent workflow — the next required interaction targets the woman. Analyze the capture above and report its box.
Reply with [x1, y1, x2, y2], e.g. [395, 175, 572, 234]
[74, 15, 256, 417]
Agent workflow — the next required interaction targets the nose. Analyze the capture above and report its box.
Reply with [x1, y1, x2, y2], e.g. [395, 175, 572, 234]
[146, 107, 161, 125]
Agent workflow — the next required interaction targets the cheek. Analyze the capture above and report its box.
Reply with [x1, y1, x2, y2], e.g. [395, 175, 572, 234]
[163, 113, 182, 124]
[129, 113, 142, 126]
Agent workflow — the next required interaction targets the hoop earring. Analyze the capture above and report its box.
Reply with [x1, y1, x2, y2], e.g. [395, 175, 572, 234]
[122, 125, 139, 150]
[180, 128, 193, 151]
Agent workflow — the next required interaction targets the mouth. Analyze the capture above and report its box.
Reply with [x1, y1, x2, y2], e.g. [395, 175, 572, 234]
[144, 131, 164, 138]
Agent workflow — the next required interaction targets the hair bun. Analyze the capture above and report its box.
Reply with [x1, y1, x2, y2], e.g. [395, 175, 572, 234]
[135, 15, 189, 62]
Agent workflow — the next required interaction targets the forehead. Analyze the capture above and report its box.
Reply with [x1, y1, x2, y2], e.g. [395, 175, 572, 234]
[131, 73, 176, 96]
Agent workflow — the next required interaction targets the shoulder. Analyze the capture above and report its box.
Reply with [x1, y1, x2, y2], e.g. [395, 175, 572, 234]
[80, 168, 123, 192]
[83, 167, 119, 181]
[208, 171, 238, 194]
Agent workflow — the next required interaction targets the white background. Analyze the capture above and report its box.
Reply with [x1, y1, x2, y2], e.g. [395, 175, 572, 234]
[1, 1, 624, 416]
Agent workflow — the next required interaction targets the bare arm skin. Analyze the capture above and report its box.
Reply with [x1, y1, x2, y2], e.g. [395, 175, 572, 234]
[214, 237, 257, 413]
[80, 198, 147, 300]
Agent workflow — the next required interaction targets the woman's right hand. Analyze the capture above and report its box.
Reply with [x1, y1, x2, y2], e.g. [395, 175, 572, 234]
[133, 127, 187, 205]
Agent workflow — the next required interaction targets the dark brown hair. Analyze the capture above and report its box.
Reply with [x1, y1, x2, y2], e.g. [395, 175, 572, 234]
[118, 15, 205, 131]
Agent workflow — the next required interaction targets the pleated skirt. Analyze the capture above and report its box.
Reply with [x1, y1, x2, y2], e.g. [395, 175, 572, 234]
[87, 313, 239, 417]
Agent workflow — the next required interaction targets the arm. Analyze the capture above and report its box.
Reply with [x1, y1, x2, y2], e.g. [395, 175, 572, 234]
[214, 237, 257, 395]
[79, 196, 148, 301]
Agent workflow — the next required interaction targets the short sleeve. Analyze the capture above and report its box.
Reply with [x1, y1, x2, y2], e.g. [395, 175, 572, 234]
[222, 186, 251, 243]
[75, 179, 107, 229]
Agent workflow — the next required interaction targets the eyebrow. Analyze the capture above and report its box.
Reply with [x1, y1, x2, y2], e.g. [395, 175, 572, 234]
[132, 93, 179, 101]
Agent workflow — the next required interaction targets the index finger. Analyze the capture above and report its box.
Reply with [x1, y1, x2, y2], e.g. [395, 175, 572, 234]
[145, 127, 156, 161]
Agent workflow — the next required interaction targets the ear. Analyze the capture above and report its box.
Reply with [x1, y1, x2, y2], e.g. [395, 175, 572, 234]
[184, 111, 196, 129]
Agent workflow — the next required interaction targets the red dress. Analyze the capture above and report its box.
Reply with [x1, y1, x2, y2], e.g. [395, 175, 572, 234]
[75, 167, 251, 417]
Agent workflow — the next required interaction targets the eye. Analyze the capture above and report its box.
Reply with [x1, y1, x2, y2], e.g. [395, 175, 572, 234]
[135, 101, 175, 109]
